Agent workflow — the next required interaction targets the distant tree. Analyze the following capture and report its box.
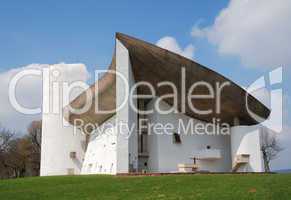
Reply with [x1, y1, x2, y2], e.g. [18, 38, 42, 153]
[0, 121, 42, 179]
[2, 137, 30, 177]
[0, 126, 15, 153]
[0, 126, 30, 178]
[27, 121, 42, 150]
[261, 128, 283, 172]
[0, 126, 16, 178]
[26, 120, 42, 175]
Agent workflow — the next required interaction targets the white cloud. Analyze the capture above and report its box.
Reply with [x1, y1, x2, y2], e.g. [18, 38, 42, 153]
[191, 0, 291, 69]
[271, 125, 291, 170]
[156, 36, 195, 59]
[246, 84, 290, 170]
[0, 63, 89, 133]
[191, 24, 206, 38]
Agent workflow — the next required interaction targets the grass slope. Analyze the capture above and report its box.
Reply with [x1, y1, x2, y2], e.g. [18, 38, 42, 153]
[0, 174, 291, 200]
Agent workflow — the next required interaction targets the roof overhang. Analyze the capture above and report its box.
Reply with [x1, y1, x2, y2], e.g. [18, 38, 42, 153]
[64, 33, 270, 129]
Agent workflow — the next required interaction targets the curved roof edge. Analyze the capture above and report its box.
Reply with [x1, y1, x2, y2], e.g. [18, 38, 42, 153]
[64, 32, 270, 129]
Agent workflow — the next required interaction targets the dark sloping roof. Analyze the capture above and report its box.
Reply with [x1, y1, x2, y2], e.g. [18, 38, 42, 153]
[65, 33, 270, 128]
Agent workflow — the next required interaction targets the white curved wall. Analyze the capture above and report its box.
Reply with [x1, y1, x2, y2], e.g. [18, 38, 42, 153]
[40, 115, 86, 176]
[81, 39, 138, 175]
[115, 39, 138, 173]
[40, 65, 86, 176]
[81, 116, 117, 175]
[147, 99, 232, 172]
[230, 125, 264, 172]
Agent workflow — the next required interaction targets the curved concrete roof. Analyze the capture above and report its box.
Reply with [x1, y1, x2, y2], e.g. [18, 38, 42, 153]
[65, 33, 270, 129]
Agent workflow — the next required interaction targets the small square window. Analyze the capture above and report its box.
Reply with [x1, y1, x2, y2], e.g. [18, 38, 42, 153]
[70, 152, 76, 159]
[173, 133, 182, 144]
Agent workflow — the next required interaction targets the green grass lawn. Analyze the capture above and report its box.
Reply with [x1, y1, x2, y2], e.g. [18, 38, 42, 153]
[0, 174, 290, 200]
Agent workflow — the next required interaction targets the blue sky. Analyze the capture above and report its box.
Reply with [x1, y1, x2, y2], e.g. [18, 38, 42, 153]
[0, 1, 227, 70]
[0, 0, 290, 170]
[0, 0, 286, 85]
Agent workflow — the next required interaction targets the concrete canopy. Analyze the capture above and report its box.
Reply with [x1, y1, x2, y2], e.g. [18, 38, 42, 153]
[64, 33, 270, 129]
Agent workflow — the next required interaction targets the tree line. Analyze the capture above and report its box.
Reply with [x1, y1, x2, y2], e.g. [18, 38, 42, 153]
[0, 121, 41, 179]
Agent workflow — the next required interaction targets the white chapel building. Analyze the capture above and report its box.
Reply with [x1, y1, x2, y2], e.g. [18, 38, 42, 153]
[40, 33, 270, 176]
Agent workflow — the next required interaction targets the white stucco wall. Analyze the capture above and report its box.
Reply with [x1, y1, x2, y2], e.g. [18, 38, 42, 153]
[80, 39, 138, 175]
[40, 66, 86, 176]
[115, 39, 138, 173]
[81, 115, 117, 175]
[41, 115, 86, 176]
[146, 99, 232, 173]
[230, 125, 264, 172]
[73, 39, 139, 175]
